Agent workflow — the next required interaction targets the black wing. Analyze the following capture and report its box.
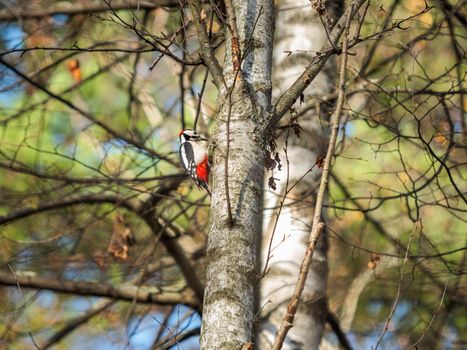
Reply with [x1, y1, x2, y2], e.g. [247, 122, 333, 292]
[179, 142, 199, 186]
[179, 142, 195, 172]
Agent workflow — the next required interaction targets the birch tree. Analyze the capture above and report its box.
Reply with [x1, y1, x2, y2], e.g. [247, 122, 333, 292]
[258, 1, 342, 349]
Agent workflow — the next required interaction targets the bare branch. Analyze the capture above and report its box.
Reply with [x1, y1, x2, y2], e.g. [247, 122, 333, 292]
[0, 271, 199, 307]
[269, 0, 366, 131]
[326, 312, 354, 350]
[188, 0, 225, 89]
[0, 195, 135, 226]
[0, 0, 181, 22]
[407, 281, 449, 350]
[0, 180, 205, 304]
[373, 222, 418, 349]
[41, 300, 114, 350]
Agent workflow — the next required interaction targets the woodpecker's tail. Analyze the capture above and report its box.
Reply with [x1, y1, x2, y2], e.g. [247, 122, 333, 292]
[203, 182, 211, 197]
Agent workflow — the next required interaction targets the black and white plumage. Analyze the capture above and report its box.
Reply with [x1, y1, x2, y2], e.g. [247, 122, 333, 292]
[179, 129, 211, 196]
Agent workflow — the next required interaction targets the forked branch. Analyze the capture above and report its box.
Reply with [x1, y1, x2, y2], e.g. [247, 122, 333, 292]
[268, 0, 365, 132]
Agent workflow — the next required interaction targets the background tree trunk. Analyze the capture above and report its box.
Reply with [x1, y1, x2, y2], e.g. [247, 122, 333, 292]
[258, 1, 343, 349]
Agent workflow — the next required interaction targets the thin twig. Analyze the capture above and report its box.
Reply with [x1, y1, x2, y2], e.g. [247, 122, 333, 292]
[224, 89, 234, 225]
[407, 280, 449, 350]
[222, 0, 246, 225]
[326, 312, 354, 350]
[188, 0, 225, 88]
[0, 0, 181, 21]
[42, 300, 114, 349]
[180, 9, 187, 130]
[373, 221, 419, 349]
[193, 12, 214, 131]
[261, 129, 291, 277]
[271, 0, 365, 129]
[1, 258, 40, 349]
[224, 0, 242, 73]
[261, 132, 322, 277]
[359, 0, 400, 76]
[222, 4, 265, 224]
[193, 67, 210, 131]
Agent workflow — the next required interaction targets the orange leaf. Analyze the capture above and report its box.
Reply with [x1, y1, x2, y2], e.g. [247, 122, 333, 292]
[368, 253, 380, 270]
[66, 59, 82, 82]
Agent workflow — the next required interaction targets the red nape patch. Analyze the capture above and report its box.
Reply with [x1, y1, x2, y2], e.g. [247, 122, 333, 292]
[196, 156, 210, 183]
[179, 130, 185, 136]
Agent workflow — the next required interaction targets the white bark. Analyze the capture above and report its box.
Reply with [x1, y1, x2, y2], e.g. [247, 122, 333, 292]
[258, 1, 342, 349]
[200, 1, 275, 349]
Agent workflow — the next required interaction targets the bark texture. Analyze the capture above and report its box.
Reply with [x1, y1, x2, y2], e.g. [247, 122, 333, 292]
[200, 1, 275, 349]
[258, 1, 342, 349]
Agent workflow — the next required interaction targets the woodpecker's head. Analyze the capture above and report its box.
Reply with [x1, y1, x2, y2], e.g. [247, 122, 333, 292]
[179, 129, 206, 143]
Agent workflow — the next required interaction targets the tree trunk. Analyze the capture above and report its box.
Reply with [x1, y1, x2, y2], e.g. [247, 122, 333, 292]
[258, 1, 342, 349]
[200, 1, 275, 349]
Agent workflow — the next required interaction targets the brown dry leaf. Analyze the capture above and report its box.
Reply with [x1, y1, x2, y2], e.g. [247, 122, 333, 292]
[434, 133, 448, 146]
[275, 152, 282, 171]
[311, 0, 326, 16]
[300, 92, 305, 105]
[92, 250, 107, 270]
[291, 122, 302, 138]
[315, 152, 326, 168]
[268, 176, 278, 191]
[241, 342, 254, 350]
[200, 9, 207, 21]
[108, 213, 135, 260]
[264, 151, 276, 171]
[368, 253, 381, 270]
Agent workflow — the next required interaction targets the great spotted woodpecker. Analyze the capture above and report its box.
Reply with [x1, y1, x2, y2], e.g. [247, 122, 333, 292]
[179, 129, 211, 196]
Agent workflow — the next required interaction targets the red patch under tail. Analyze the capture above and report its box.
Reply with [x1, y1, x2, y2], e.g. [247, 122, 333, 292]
[196, 155, 210, 184]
